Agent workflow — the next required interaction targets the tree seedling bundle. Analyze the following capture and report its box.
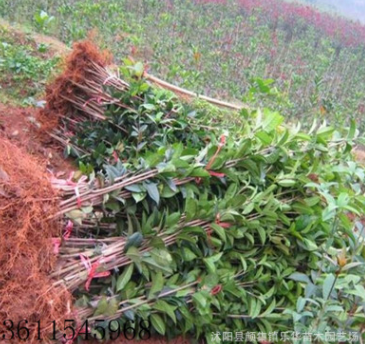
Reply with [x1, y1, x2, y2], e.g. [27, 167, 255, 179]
[43, 42, 365, 343]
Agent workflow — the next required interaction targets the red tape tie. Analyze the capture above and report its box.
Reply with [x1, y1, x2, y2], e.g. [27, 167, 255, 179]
[215, 213, 232, 229]
[207, 214, 232, 247]
[79, 254, 111, 291]
[52, 238, 61, 255]
[112, 150, 119, 163]
[63, 220, 73, 240]
[196, 134, 226, 185]
[210, 284, 222, 295]
[209, 171, 225, 178]
[83, 96, 104, 108]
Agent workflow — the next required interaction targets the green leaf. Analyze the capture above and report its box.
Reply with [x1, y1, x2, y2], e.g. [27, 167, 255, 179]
[105, 201, 121, 212]
[192, 291, 207, 309]
[211, 223, 227, 243]
[203, 253, 223, 274]
[295, 132, 311, 141]
[234, 139, 251, 159]
[260, 298, 276, 317]
[143, 257, 173, 274]
[125, 184, 143, 193]
[132, 192, 146, 203]
[224, 183, 238, 201]
[257, 227, 266, 245]
[256, 130, 273, 145]
[296, 297, 306, 313]
[323, 274, 336, 300]
[341, 262, 364, 271]
[150, 314, 166, 335]
[302, 238, 318, 251]
[166, 212, 180, 227]
[262, 109, 283, 132]
[94, 296, 109, 316]
[185, 197, 197, 221]
[148, 271, 165, 299]
[104, 164, 124, 183]
[66, 210, 84, 225]
[134, 62, 144, 78]
[150, 248, 173, 266]
[347, 285, 365, 299]
[177, 233, 198, 244]
[304, 196, 320, 207]
[161, 185, 177, 198]
[249, 298, 262, 319]
[144, 182, 160, 205]
[153, 300, 177, 324]
[176, 287, 195, 298]
[106, 298, 119, 316]
[265, 149, 281, 164]
[347, 119, 356, 140]
[116, 264, 134, 292]
[317, 126, 334, 140]
[277, 179, 296, 187]
[182, 247, 198, 261]
[289, 273, 311, 284]
[124, 232, 143, 252]
[126, 247, 142, 264]
[189, 168, 210, 177]
[242, 203, 255, 215]
[142, 103, 156, 111]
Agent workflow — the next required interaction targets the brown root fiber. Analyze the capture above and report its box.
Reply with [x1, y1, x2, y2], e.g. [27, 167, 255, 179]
[38, 40, 112, 132]
[0, 136, 72, 343]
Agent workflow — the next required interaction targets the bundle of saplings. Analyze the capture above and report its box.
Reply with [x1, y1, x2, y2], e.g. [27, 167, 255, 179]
[42, 42, 365, 343]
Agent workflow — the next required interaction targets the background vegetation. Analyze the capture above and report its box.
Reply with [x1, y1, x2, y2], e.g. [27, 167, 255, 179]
[1, 0, 365, 129]
[0, 23, 60, 105]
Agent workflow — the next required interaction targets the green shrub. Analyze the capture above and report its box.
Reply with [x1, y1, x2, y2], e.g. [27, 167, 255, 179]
[50, 57, 365, 343]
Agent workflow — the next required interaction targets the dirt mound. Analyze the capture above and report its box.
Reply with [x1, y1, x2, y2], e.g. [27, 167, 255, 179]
[0, 103, 75, 176]
[0, 136, 72, 343]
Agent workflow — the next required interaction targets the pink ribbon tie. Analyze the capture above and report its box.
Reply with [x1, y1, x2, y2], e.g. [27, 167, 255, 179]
[63, 220, 73, 240]
[52, 238, 61, 255]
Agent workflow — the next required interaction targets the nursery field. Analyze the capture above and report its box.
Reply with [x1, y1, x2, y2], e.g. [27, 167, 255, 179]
[1, 1, 365, 344]
[1, 0, 365, 129]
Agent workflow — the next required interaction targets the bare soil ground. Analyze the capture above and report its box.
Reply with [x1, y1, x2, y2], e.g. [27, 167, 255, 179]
[0, 103, 75, 175]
